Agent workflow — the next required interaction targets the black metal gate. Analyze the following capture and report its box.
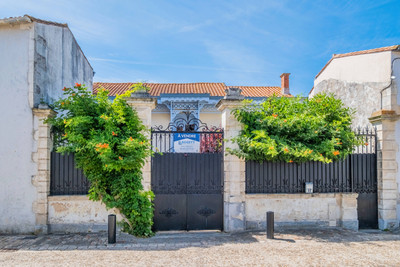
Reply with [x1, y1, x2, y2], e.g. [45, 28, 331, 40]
[151, 114, 224, 231]
[152, 153, 223, 231]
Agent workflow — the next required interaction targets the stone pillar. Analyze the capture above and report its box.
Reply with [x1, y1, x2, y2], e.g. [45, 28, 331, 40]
[126, 93, 157, 191]
[32, 106, 56, 234]
[340, 193, 359, 230]
[217, 89, 246, 232]
[369, 110, 399, 229]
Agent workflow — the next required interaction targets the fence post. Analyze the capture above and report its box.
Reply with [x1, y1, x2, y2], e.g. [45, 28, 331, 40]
[108, 214, 116, 244]
[126, 93, 157, 191]
[266, 211, 274, 239]
[32, 107, 56, 234]
[216, 88, 246, 232]
[369, 110, 399, 230]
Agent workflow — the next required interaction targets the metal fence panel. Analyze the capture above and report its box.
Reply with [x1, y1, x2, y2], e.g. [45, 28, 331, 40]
[50, 152, 90, 195]
[245, 129, 377, 194]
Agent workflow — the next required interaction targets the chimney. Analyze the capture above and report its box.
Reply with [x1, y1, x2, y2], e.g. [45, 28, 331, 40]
[280, 73, 290, 95]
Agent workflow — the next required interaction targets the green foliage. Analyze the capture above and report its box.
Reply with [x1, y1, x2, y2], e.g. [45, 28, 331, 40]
[229, 93, 363, 163]
[130, 82, 150, 92]
[46, 84, 154, 237]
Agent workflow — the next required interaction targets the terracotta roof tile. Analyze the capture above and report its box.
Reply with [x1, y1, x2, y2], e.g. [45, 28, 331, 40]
[315, 45, 400, 80]
[230, 86, 283, 97]
[93, 82, 288, 97]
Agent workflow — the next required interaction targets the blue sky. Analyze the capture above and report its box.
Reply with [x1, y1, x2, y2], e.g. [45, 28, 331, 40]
[1, 0, 400, 95]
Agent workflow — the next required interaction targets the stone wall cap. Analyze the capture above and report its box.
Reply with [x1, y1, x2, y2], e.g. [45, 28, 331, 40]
[216, 98, 244, 111]
[369, 109, 399, 123]
[126, 97, 157, 103]
[33, 107, 56, 117]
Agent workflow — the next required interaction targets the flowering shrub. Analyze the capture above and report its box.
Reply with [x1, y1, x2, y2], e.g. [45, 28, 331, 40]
[229, 93, 362, 163]
[46, 84, 154, 237]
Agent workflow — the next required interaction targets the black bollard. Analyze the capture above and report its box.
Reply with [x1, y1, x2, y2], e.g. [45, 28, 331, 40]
[108, 214, 116, 244]
[266, 211, 274, 239]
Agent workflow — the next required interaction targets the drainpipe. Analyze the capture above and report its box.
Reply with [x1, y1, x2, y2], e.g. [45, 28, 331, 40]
[380, 57, 400, 110]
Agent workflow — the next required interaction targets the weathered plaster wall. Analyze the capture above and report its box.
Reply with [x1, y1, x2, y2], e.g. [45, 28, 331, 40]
[48, 196, 122, 233]
[0, 23, 37, 233]
[200, 113, 222, 128]
[33, 23, 93, 107]
[311, 79, 385, 126]
[245, 193, 358, 230]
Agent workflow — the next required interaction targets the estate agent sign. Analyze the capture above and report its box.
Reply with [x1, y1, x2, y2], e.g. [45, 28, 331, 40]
[173, 133, 200, 153]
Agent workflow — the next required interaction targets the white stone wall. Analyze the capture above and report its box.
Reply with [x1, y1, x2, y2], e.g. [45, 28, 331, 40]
[245, 193, 358, 230]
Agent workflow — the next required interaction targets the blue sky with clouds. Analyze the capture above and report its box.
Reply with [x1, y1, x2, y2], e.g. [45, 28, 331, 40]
[1, 0, 400, 95]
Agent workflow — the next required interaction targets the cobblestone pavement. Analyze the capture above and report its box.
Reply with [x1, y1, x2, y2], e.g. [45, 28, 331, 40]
[1, 228, 400, 266]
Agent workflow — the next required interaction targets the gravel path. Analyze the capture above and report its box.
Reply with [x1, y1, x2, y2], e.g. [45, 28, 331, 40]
[1, 228, 400, 266]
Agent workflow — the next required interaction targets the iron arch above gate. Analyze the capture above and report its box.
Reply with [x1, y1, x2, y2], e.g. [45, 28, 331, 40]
[151, 111, 223, 154]
[152, 111, 222, 132]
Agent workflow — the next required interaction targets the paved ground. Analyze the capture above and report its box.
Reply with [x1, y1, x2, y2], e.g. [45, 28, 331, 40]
[1, 228, 400, 266]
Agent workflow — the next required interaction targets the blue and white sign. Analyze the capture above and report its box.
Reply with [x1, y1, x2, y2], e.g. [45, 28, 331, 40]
[173, 133, 200, 153]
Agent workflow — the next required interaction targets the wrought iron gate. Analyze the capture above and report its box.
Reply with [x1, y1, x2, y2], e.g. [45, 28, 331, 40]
[151, 114, 223, 231]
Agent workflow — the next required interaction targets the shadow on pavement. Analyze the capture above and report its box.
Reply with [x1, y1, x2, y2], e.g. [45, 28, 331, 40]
[0, 231, 259, 251]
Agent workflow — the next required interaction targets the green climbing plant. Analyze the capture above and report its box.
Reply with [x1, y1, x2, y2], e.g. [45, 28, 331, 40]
[46, 83, 154, 237]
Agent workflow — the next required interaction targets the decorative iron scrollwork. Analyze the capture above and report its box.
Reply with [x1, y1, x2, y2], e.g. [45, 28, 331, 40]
[197, 207, 216, 218]
[152, 111, 221, 132]
[159, 208, 178, 218]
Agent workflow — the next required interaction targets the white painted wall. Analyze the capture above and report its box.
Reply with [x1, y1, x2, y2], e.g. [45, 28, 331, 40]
[314, 52, 392, 85]
[0, 23, 37, 233]
[0, 21, 93, 233]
